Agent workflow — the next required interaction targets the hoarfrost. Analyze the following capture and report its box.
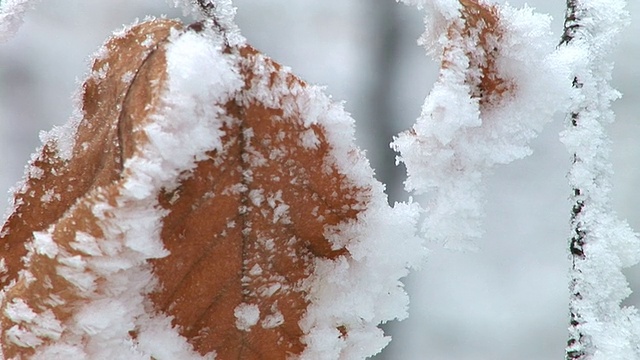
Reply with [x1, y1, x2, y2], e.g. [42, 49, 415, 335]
[3, 3, 429, 358]
[559, 0, 640, 358]
[4, 300, 63, 347]
[5, 299, 37, 324]
[237, 19, 426, 359]
[167, 0, 244, 46]
[393, 0, 572, 249]
[234, 303, 260, 331]
[300, 200, 424, 358]
[261, 311, 284, 329]
[5, 20, 242, 360]
[300, 129, 321, 149]
[31, 231, 59, 258]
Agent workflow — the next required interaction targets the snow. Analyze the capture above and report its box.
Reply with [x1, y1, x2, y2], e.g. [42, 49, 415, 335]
[168, 0, 245, 46]
[234, 303, 261, 331]
[0, 18, 240, 359]
[4, 300, 63, 348]
[393, 0, 573, 249]
[238, 46, 426, 358]
[558, 0, 640, 358]
[0, 12, 421, 359]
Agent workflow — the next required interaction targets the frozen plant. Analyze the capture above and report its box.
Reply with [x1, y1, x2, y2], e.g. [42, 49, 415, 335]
[0, 0, 638, 359]
[559, 0, 640, 358]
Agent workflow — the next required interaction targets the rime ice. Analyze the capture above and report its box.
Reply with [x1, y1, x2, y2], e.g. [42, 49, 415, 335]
[559, 0, 640, 358]
[394, 0, 572, 249]
[167, 0, 244, 46]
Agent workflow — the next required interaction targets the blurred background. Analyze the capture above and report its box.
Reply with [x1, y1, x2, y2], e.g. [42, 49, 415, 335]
[1, 1, 638, 358]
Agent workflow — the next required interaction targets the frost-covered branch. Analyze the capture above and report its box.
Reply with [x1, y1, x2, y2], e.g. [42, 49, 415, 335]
[559, 0, 640, 358]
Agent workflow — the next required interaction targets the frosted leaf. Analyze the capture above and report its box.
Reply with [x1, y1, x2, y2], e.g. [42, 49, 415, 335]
[0, 19, 214, 360]
[393, 0, 572, 248]
[1, 10, 427, 360]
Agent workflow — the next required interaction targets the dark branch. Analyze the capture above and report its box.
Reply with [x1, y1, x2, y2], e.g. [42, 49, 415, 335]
[194, 0, 224, 31]
[196, 0, 216, 17]
[560, 0, 580, 46]
[561, 1, 589, 359]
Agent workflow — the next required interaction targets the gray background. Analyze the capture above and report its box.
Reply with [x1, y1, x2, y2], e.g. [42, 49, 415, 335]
[1, 1, 639, 358]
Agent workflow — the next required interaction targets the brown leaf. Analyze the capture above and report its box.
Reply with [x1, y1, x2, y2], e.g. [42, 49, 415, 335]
[445, 0, 513, 108]
[150, 43, 366, 358]
[0, 18, 184, 359]
[0, 19, 182, 292]
[0, 18, 369, 359]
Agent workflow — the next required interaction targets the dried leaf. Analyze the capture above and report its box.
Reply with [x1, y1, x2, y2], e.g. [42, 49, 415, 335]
[150, 43, 366, 358]
[0, 18, 371, 359]
[0, 19, 181, 292]
[0, 18, 184, 359]
[445, 0, 512, 107]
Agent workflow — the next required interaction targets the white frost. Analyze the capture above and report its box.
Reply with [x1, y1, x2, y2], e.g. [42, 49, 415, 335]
[4, 300, 63, 348]
[3, 5, 430, 359]
[4, 299, 37, 324]
[300, 129, 320, 149]
[167, 0, 245, 46]
[393, 0, 572, 249]
[31, 231, 59, 259]
[559, 0, 640, 358]
[7, 20, 243, 360]
[234, 303, 260, 331]
[261, 311, 284, 329]
[242, 47, 427, 359]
